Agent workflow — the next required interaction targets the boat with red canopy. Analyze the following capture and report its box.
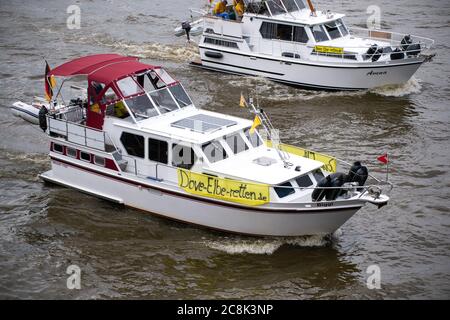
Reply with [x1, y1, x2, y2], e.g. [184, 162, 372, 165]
[11, 54, 391, 236]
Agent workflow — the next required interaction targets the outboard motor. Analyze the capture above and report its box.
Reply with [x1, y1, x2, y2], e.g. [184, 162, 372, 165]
[312, 173, 347, 202]
[366, 44, 383, 62]
[347, 161, 368, 191]
[390, 48, 405, 60]
[406, 43, 421, 57]
[401, 35, 413, 51]
[181, 21, 191, 41]
[38, 105, 48, 132]
[326, 173, 347, 201]
[312, 175, 331, 202]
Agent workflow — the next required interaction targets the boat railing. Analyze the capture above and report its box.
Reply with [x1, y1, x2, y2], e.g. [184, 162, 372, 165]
[47, 112, 110, 152]
[241, 29, 433, 63]
[349, 27, 434, 50]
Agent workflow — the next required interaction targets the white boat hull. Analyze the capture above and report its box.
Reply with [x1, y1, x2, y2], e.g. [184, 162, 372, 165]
[197, 48, 424, 90]
[41, 158, 363, 237]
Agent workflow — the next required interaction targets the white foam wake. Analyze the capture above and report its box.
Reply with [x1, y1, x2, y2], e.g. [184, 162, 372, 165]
[203, 233, 338, 255]
[370, 77, 422, 97]
[70, 34, 200, 62]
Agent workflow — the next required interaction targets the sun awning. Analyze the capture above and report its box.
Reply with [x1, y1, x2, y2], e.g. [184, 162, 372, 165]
[49, 54, 158, 86]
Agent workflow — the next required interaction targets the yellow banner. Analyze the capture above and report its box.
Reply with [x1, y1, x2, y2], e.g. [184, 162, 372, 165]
[177, 169, 270, 206]
[266, 141, 337, 173]
[314, 45, 344, 55]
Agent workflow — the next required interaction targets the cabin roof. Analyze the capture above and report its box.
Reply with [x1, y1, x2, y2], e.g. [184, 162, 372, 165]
[50, 54, 157, 86]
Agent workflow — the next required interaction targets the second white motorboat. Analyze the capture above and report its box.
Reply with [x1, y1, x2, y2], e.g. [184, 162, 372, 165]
[179, 0, 434, 90]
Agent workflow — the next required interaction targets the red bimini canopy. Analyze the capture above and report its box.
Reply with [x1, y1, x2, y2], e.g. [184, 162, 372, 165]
[49, 54, 157, 86]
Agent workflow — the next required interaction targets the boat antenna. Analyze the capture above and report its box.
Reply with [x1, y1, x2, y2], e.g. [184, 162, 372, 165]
[247, 96, 291, 168]
[306, 0, 317, 16]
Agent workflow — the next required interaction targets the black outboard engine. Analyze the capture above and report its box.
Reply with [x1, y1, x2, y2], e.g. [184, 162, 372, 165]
[366, 44, 383, 62]
[347, 161, 368, 191]
[401, 35, 413, 51]
[326, 173, 347, 201]
[390, 48, 405, 60]
[312, 173, 347, 202]
[38, 105, 48, 132]
[312, 175, 331, 202]
[401, 34, 421, 56]
[181, 21, 191, 41]
[406, 43, 421, 57]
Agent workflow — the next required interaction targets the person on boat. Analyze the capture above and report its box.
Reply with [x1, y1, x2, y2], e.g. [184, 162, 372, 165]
[233, 0, 244, 19]
[213, 0, 230, 20]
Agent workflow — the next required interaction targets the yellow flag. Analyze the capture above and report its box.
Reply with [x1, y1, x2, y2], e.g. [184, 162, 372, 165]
[239, 93, 247, 108]
[49, 75, 56, 88]
[249, 115, 261, 134]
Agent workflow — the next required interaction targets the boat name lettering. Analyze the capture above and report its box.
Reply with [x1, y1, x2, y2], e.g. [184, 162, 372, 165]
[366, 70, 387, 76]
[316, 202, 334, 207]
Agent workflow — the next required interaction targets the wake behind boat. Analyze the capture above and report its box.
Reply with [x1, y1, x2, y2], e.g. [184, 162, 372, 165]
[177, 0, 435, 90]
[13, 54, 391, 236]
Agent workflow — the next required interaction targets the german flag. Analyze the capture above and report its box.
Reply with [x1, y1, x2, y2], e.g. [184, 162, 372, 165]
[44, 60, 56, 102]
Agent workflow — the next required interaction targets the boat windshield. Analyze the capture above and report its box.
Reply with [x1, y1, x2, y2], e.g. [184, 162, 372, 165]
[282, 0, 305, 12]
[124, 93, 158, 120]
[311, 24, 329, 42]
[168, 83, 193, 108]
[336, 19, 349, 37]
[266, 0, 287, 16]
[149, 87, 180, 114]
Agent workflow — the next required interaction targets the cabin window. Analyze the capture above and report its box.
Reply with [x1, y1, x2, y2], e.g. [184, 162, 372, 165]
[125, 94, 158, 120]
[225, 133, 249, 154]
[324, 21, 341, 40]
[244, 128, 263, 147]
[66, 147, 77, 158]
[295, 174, 313, 188]
[204, 37, 239, 49]
[149, 88, 179, 114]
[311, 25, 329, 42]
[202, 140, 228, 163]
[101, 88, 118, 105]
[53, 143, 64, 154]
[117, 76, 144, 97]
[277, 24, 293, 41]
[169, 84, 192, 108]
[313, 168, 325, 182]
[80, 151, 91, 162]
[120, 132, 145, 158]
[94, 155, 105, 167]
[148, 138, 168, 164]
[172, 144, 197, 170]
[274, 182, 296, 198]
[293, 26, 309, 43]
[260, 22, 277, 39]
[106, 101, 131, 119]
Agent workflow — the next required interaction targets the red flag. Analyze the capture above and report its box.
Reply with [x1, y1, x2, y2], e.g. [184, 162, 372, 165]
[377, 153, 388, 164]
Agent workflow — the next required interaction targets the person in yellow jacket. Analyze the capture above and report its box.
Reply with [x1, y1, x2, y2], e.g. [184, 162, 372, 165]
[213, 0, 230, 20]
[233, 0, 244, 18]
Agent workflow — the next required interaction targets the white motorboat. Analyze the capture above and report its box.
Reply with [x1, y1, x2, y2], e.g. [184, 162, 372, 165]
[181, 0, 434, 90]
[13, 54, 391, 236]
